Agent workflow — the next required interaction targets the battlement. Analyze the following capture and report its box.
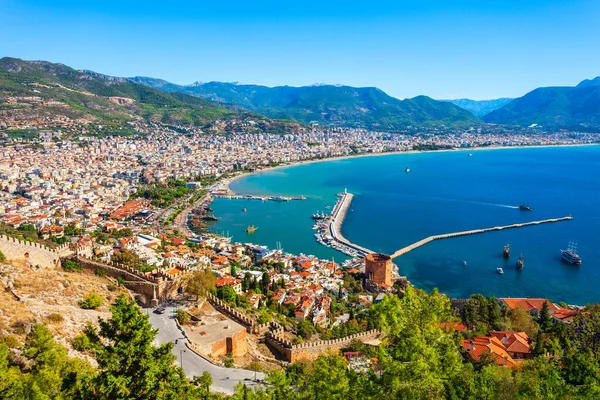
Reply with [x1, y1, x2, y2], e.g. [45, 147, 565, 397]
[207, 293, 260, 332]
[265, 328, 381, 363]
[0, 234, 62, 268]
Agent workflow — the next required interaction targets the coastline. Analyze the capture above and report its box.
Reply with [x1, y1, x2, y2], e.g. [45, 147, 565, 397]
[222, 143, 597, 195]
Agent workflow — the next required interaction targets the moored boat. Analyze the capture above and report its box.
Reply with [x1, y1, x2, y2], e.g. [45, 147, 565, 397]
[503, 243, 510, 258]
[497, 267, 504, 274]
[245, 225, 258, 233]
[516, 254, 524, 270]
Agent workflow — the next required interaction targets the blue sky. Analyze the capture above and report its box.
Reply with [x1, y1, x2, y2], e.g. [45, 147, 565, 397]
[1, 0, 599, 100]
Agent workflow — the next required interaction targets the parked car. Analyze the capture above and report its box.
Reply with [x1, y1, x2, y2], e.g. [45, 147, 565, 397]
[154, 306, 166, 314]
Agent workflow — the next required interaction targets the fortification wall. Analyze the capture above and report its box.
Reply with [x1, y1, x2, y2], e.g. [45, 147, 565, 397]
[0, 234, 67, 269]
[75, 256, 159, 305]
[207, 293, 259, 332]
[266, 328, 381, 362]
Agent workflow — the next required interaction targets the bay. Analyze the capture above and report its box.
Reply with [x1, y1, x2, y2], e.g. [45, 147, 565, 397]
[210, 145, 600, 305]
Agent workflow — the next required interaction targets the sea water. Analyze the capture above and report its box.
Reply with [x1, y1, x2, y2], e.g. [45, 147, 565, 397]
[210, 145, 600, 304]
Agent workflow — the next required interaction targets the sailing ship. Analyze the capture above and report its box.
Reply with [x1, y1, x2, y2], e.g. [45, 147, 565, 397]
[561, 240, 582, 265]
[245, 225, 258, 233]
[516, 254, 524, 270]
[503, 243, 510, 258]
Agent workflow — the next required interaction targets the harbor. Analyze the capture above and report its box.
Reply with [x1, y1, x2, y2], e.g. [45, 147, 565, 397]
[312, 190, 574, 263]
[312, 190, 374, 257]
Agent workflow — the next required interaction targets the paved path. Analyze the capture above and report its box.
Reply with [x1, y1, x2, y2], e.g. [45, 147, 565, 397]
[145, 307, 265, 395]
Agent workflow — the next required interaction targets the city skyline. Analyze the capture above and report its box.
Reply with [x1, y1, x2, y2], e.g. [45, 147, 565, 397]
[2, 0, 599, 100]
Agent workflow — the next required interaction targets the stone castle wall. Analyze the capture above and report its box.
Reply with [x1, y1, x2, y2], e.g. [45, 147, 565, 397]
[266, 328, 381, 363]
[0, 234, 68, 269]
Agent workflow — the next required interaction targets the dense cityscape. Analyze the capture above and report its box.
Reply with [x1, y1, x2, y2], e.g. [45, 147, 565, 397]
[3, 0, 600, 397]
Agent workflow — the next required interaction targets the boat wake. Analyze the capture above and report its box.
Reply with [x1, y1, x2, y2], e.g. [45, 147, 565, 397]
[399, 193, 519, 209]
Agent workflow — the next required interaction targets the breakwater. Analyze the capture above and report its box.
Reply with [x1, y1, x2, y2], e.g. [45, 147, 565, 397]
[327, 192, 374, 256]
[390, 216, 574, 259]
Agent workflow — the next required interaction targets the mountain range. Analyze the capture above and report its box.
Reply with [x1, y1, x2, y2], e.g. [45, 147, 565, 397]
[0, 57, 300, 135]
[1, 56, 599, 134]
[445, 98, 514, 117]
[129, 77, 480, 130]
[483, 78, 600, 128]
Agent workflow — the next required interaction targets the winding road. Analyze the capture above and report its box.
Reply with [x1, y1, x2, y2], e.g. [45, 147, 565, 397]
[145, 307, 266, 395]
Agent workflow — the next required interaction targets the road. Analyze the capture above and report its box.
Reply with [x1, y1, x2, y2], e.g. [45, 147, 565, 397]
[145, 306, 266, 395]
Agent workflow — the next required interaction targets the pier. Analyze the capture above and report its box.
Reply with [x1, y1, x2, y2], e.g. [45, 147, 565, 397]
[327, 191, 374, 256]
[212, 194, 306, 202]
[390, 216, 573, 259]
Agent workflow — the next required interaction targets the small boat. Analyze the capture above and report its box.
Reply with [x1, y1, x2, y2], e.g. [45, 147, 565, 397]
[468, 153, 473, 157]
[519, 202, 533, 211]
[245, 225, 258, 233]
[242, 208, 247, 213]
[405, 166, 410, 173]
[497, 268, 504, 274]
[516, 254, 524, 270]
[463, 261, 467, 267]
[503, 243, 510, 258]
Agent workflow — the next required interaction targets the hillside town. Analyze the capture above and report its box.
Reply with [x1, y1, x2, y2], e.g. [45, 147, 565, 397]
[0, 124, 598, 392]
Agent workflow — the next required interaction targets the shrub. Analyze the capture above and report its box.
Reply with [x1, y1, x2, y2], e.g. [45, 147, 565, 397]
[106, 283, 117, 292]
[80, 292, 104, 310]
[117, 277, 125, 286]
[176, 309, 190, 325]
[62, 259, 82, 272]
[95, 269, 107, 277]
[0, 335, 21, 349]
[73, 333, 92, 352]
[224, 358, 234, 368]
[0, 250, 5, 263]
[47, 313, 64, 324]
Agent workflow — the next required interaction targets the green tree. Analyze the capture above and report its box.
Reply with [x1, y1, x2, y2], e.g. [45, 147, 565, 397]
[261, 271, 271, 292]
[81, 295, 198, 399]
[194, 371, 212, 399]
[185, 268, 216, 300]
[111, 248, 141, 269]
[506, 306, 538, 338]
[538, 301, 552, 332]
[297, 320, 316, 340]
[372, 287, 464, 399]
[217, 285, 237, 304]
[299, 355, 352, 399]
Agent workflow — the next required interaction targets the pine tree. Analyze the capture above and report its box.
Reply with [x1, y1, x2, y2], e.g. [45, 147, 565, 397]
[539, 301, 552, 332]
[81, 295, 198, 399]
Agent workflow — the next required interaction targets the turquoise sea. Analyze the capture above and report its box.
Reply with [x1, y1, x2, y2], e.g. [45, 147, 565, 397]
[210, 146, 600, 305]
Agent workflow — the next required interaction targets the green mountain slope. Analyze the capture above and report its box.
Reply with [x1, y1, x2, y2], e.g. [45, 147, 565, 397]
[0, 58, 301, 135]
[483, 78, 600, 128]
[445, 98, 513, 117]
[130, 78, 481, 130]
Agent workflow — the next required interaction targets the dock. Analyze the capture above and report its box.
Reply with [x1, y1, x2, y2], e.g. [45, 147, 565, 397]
[327, 192, 374, 256]
[390, 216, 573, 259]
[212, 194, 306, 202]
